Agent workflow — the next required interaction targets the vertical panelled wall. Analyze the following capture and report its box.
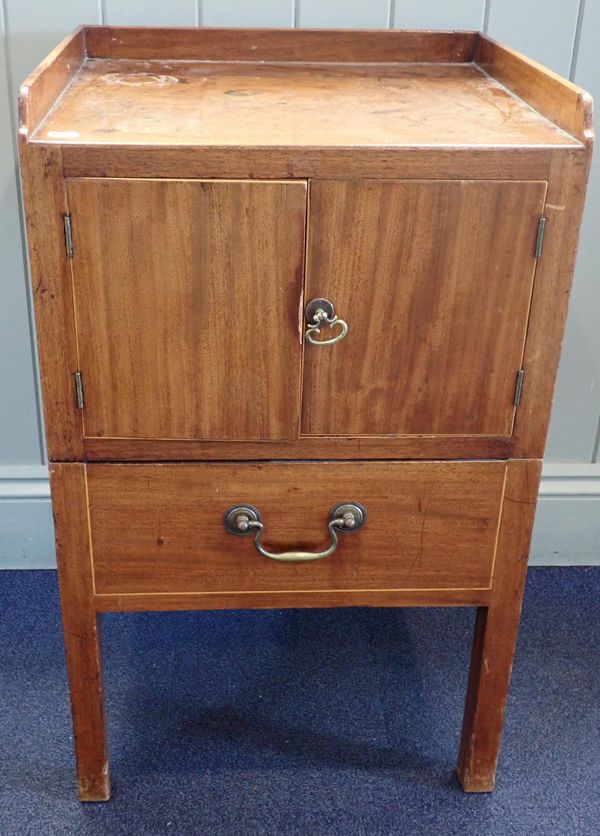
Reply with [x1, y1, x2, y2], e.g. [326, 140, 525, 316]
[0, 1, 599, 565]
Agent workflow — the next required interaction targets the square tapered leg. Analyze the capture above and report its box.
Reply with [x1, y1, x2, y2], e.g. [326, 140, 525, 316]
[51, 464, 110, 802]
[457, 460, 541, 791]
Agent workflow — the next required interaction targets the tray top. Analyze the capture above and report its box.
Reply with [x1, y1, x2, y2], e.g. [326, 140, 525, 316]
[34, 57, 579, 148]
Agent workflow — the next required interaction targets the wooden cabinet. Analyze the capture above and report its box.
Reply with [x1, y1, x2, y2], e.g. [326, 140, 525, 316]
[19, 26, 593, 801]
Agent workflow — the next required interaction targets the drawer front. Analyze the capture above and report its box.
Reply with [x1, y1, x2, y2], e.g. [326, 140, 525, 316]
[88, 462, 507, 596]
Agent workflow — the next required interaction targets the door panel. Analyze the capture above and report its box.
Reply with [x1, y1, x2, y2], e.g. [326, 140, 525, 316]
[302, 180, 546, 436]
[67, 178, 306, 441]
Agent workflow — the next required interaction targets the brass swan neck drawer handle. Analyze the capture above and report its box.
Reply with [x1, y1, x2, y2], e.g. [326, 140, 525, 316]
[305, 298, 348, 346]
[223, 502, 367, 562]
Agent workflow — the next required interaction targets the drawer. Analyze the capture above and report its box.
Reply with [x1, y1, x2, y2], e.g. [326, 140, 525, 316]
[87, 461, 507, 596]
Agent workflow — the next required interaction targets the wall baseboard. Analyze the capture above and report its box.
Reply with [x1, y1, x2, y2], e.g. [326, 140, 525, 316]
[0, 466, 54, 569]
[0, 464, 599, 569]
[530, 464, 600, 566]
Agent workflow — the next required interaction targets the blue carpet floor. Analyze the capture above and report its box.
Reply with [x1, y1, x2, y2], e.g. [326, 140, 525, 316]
[0, 567, 599, 835]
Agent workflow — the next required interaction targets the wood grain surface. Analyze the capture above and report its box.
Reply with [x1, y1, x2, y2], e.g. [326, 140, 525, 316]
[17, 27, 85, 138]
[84, 26, 476, 64]
[60, 146, 556, 183]
[82, 434, 513, 461]
[50, 463, 109, 801]
[93, 587, 492, 612]
[35, 58, 578, 149]
[302, 180, 546, 437]
[475, 33, 594, 144]
[17, 144, 83, 460]
[514, 149, 595, 457]
[87, 461, 507, 596]
[67, 177, 306, 441]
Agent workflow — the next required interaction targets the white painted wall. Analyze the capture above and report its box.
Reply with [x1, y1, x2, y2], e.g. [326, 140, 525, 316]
[0, 0, 599, 565]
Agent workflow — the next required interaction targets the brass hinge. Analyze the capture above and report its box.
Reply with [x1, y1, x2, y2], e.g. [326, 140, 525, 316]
[63, 214, 73, 258]
[534, 216, 546, 258]
[74, 371, 84, 409]
[514, 369, 525, 407]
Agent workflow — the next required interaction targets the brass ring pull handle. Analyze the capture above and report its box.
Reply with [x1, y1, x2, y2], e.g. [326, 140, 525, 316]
[305, 298, 348, 346]
[223, 502, 367, 563]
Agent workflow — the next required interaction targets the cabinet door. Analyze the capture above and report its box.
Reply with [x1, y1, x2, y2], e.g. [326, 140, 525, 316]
[67, 179, 306, 441]
[302, 180, 546, 437]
